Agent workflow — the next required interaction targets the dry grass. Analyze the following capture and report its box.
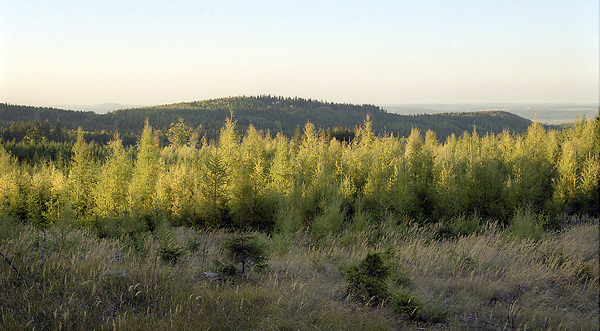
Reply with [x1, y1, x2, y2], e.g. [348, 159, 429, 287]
[0, 216, 598, 330]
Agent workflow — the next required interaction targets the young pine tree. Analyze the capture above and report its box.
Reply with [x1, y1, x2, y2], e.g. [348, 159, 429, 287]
[130, 120, 160, 226]
[200, 147, 229, 227]
[68, 127, 97, 222]
[167, 118, 191, 148]
[269, 133, 293, 195]
[95, 132, 132, 218]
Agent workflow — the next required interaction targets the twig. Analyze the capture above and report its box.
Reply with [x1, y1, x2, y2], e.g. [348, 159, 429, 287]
[35, 232, 60, 279]
[62, 255, 85, 273]
[0, 251, 29, 287]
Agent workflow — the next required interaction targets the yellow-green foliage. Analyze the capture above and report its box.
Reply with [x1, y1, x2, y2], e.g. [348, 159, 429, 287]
[129, 121, 161, 224]
[95, 133, 132, 219]
[0, 117, 598, 233]
[68, 128, 97, 222]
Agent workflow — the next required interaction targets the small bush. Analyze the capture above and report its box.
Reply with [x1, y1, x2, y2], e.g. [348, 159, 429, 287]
[343, 251, 448, 324]
[391, 272, 413, 287]
[509, 207, 546, 240]
[416, 303, 449, 323]
[389, 290, 422, 316]
[156, 220, 186, 263]
[435, 214, 483, 240]
[342, 252, 391, 305]
[185, 237, 203, 252]
[159, 246, 185, 263]
[212, 260, 237, 277]
[219, 233, 269, 276]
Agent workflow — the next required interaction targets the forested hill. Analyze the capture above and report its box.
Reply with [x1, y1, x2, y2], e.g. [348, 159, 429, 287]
[1, 96, 536, 141]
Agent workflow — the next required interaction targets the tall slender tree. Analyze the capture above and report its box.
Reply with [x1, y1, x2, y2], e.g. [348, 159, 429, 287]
[68, 127, 96, 222]
[130, 120, 160, 226]
[95, 132, 132, 218]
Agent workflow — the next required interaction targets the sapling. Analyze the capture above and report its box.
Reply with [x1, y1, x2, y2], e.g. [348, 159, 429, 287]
[342, 251, 391, 305]
[218, 233, 268, 277]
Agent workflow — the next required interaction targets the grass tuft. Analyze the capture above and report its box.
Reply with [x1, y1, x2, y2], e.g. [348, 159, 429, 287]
[0, 214, 597, 330]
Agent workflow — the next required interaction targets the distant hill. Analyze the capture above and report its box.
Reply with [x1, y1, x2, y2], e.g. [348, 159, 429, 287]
[0, 96, 539, 142]
[383, 103, 599, 125]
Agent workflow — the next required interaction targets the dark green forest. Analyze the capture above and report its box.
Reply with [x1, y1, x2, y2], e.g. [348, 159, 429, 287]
[1, 96, 537, 145]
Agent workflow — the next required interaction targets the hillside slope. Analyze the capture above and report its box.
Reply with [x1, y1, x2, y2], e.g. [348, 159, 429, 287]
[1, 96, 536, 140]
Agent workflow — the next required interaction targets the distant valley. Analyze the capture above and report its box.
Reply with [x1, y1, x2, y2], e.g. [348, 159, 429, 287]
[51, 103, 144, 114]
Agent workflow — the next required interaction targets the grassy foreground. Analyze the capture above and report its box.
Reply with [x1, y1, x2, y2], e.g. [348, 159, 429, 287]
[0, 216, 598, 330]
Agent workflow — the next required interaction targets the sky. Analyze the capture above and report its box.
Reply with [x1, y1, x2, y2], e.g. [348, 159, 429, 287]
[1, 0, 598, 107]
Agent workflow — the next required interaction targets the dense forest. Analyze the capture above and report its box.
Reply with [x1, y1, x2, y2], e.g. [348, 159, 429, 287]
[1, 96, 538, 145]
[0, 113, 597, 233]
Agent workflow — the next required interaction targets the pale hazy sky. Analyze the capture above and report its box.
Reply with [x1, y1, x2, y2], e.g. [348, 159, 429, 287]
[1, 0, 598, 107]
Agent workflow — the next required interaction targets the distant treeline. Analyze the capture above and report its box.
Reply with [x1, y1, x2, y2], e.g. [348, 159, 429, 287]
[1, 96, 540, 145]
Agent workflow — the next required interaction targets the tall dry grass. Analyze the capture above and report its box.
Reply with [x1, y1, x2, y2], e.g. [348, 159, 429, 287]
[0, 215, 598, 330]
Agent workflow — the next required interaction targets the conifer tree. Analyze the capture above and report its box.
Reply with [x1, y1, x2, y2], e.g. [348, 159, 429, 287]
[68, 127, 96, 221]
[269, 133, 293, 194]
[471, 134, 510, 219]
[0, 145, 28, 220]
[228, 125, 277, 230]
[400, 128, 435, 220]
[355, 115, 375, 148]
[219, 115, 240, 167]
[552, 118, 597, 214]
[202, 147, 229, 227]
[45, 164, 68, 225]
[433, 135, 460, 217]
[167, 118, 191, 148]
[295, 121, 320, 186]
[155, 163, 194, 225]
[130, 120, 160, 225]
[27, 166, 53, 225]
[510, 122, 555, 212]
[362, 136, 397, 218]
[95, 132, 132, 218]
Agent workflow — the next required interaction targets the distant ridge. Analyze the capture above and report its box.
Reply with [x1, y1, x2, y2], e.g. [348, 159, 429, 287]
[383, 103, 598, 124]
[1, 96, 539, 141]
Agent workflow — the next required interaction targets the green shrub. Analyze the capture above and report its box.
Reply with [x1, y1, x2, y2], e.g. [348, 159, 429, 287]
[416, 303, 449, 323]
[391, 272, 413, 287]
[186, 238, 202, 252]
[342, 252, 391, 305]
[435, 214, 483, 240]
[159, 246, 185, 263]
[389, 290, 422, 316]
[342, 251, 447, 324]
[509, 207, 546, 241]
[219, 233, 269, 277]
[213, 260, 238, 277]
[156, 220, 186, 263]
